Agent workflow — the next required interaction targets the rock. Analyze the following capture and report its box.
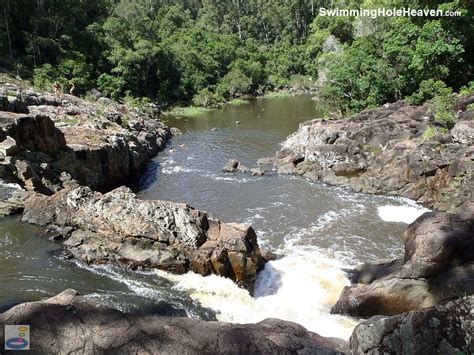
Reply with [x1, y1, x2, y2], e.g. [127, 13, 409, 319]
[0, 95, 29, 113]
[97, 97, 111, 106]
[0, 188, 32, 216]
[459, 108, 474, 120]
[223, 159, 243, 173]
[0, 290, 348, 354]
[0, 198, 24, 215]
[350, 296, 473, 354]
[0, 136, 18, 156]
[0, 81, 171, 192]
[257, 156, 275, 165]
[331, 212, 474, 317]
[22, 186, 265, 293]
[250, 168, 265, 176]
[455, 92, 474, 111]
[261, 249, 279, 262]
[0, 112, 66, 154]
[270, 100, 473, 213]
[451, 120, 474, 145]
[170, 127, 182, 135]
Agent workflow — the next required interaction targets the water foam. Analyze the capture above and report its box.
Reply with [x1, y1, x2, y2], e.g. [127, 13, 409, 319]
[157, 251, 358, 340]
[161, 166, 200, 174]
[377, 205, 430, 224]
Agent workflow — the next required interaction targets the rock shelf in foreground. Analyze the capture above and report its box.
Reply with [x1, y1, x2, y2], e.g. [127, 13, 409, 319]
[0, 289, 348, 354]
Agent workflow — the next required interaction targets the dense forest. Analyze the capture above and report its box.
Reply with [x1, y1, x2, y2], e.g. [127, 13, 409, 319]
[0, 0, 472, 116]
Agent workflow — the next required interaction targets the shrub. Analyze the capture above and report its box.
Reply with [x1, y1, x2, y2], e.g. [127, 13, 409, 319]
[217, 68, 252, 98]
[407, 79, 452, 105]
[432, 94, 456, 128]
[192, 88, 223, 108]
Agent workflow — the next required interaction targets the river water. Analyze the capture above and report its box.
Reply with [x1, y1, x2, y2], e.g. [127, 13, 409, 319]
[0, 95, 429, 339]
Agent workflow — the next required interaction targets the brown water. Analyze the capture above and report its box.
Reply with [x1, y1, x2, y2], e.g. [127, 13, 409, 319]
[0, 95, 429, 339]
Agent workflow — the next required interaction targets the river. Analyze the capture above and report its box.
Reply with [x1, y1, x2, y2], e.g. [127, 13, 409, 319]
[0, 94, 429, 339]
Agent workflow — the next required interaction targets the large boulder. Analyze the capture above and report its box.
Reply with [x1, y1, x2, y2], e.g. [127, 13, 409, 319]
[331, 212, 474, 317]
[350, 296, 473, 354]
[22, 186, 265, 293]
[451, 120, 474, 145]
[267, 100, 473, 213]
[0, 289, 348, 354]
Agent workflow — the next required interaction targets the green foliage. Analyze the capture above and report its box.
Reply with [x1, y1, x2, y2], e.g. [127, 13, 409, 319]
[460, 81, 474, 94]
[170, 106, 211, 117]
[217, 68, 252, 98]
[320, 37, 400, 114]
[192, 88, 223, 108]
[407, 80, 452, 105]
[432, 94, 456, 128]
[228, 98, 249, 106]
[1, 0, 472, 113]
[422, 125, 436, 140]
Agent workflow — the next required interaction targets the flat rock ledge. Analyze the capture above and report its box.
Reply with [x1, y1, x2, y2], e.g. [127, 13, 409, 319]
[264, 98, 474, 213]
[0, 289, 348, 354]
[22, 185, 264, 293]
[331, 212, 474, 317]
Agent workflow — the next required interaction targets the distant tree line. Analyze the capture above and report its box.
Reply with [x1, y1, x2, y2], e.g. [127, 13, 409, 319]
[0, 0, 472, 114]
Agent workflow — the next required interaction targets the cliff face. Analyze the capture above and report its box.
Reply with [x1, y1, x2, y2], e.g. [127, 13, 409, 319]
[0, 78, 170, 195]
[263, 98, 474, 213]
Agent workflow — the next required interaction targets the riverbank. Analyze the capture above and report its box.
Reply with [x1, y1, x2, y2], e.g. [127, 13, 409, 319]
[260, 96, 474, 213]
[166, 87, 316, 117]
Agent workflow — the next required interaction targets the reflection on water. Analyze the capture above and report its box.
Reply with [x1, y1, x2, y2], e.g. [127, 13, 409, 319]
[0, 95, 429, 339]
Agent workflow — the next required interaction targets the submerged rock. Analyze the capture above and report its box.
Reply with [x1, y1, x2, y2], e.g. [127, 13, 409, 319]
[170, 127, 182, 135]
[269, 98, 473, 213]
[350, 296, 473, 354]
[250, 167, 265, 176]
[22, 186, 265, 293]
[0, 289, 348, 354]
[332, 212, 474, 317]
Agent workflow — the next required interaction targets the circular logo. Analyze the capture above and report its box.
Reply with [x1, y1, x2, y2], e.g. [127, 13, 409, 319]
[6, 337, 29, 350]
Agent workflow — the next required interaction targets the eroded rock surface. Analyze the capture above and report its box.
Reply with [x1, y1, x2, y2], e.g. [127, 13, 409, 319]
[0, 80, 170, 195]
[0, 289, 348, 354]
[265, 99, 473, 213]
[350, 296, 473, 354]
[332, 212, 474, 317]
[22, 186, 264, 293]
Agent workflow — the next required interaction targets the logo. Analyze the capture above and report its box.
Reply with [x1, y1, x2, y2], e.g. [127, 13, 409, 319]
[4, 325, 30, 350]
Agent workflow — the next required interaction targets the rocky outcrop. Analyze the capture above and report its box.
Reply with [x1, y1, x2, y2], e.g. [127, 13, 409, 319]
[332, 212, 474, 317]
[0, 289, 348, 354]
[223, 158, 248, 173]
[350, 296, 473, 354]
[0, 80, 170, 196]
[265, 99, 473, 213]
[22, 185, 265, 293]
